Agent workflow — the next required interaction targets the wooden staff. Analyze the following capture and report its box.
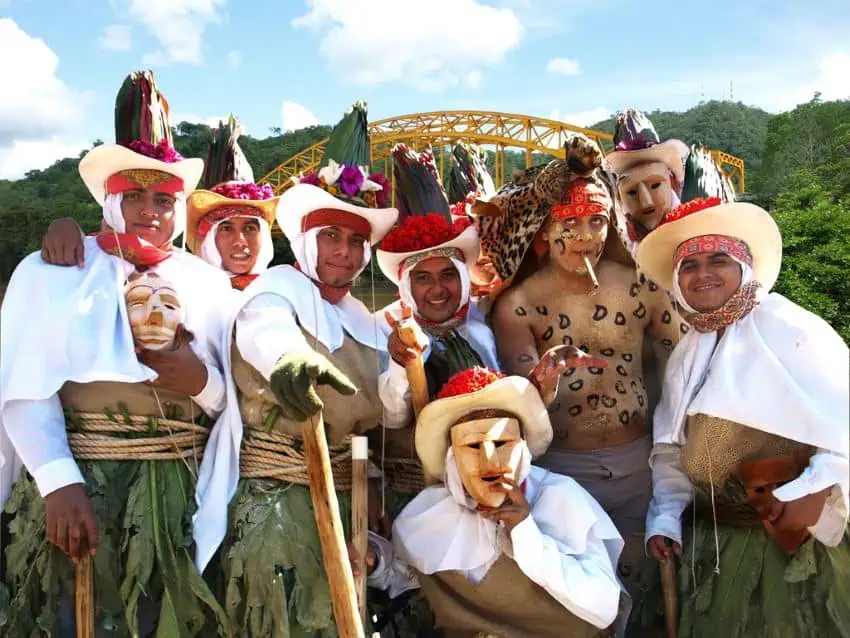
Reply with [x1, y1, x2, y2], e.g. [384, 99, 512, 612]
[392, 309, 429, 417]
[301, 409, 364, 638]
[351, 436, 369, 626]
[75, 554, 95, 638]
[660, 544, 678, 638]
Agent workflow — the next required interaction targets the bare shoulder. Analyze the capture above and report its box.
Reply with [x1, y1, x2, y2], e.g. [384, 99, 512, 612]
[492, 281, 531, 325]
[596, 259, 637, 281]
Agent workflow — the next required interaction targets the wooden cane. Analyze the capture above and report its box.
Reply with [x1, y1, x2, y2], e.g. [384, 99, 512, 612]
[301, 409, 364, 638]
[75, 553, 95, 638]
[351, 436, 369, 627]
[395, 319, 428, 417]
[660, 542, 678, 638]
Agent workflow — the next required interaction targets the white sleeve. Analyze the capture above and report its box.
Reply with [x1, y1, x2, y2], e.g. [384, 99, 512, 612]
[378, 360, 413, 430]
[191, 361, 226, 418]
[3, 396, 84, 496]
[645, 443, 693, 547]
[773, 449, 849, 547]
[511, 515, 622, 630]
[235, 293, 313, 382]
[365, 531, 420, 599]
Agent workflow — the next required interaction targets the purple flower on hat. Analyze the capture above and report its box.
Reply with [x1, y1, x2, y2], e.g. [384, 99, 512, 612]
[339, 164, 365, 197]
[613, 108, 661, 152]
[369, 172, 391, 207]
[212, 180, 274, 201]
[299, 172, 321, 187]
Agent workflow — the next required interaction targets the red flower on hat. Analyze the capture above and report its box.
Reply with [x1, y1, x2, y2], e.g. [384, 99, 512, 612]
[659, 197, 721, 227]
[381, 213, 471, 253]
[437, 367, 506, 399]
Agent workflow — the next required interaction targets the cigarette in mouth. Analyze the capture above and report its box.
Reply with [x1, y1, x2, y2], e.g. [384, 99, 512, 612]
[583, 255, 599, 294]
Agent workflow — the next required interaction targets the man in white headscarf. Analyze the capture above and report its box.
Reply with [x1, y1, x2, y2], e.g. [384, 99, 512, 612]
[0, 136, 232, 636]
[192, 161, 400, 635]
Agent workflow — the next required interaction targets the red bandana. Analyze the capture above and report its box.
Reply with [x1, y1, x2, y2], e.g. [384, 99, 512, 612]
[96, 232, 172, 269]
[196, 205, 265, 243]
[302, 209, 371, 237]
[230, 273, 259, 291]
[293, 263, 352, 305]
[674, 234, 753, 268]
[551, 179, 610, 221]
[105, 169, 184, 196]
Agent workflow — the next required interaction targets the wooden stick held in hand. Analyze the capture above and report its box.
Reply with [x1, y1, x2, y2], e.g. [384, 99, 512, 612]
[660, 543, 678, 638]
[392, 309, 429, 417]
[301, 409, 364, 638]
[75, 553, 95, 638]
[351, 436, 369, 626]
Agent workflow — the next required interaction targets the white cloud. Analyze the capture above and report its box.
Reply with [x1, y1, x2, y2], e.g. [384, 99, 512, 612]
[465, 70, 483, 89]
[0, 138, 89, 180]
[292, 0, 522, 91]
[226, 50, 242, 69]
[129, 0, 226, 65]
[97, 24, 132, 52]
[0, 19, 89, 179]
[549, 107, 611, 128]
[280, 101, 321, 132]
[546, 57, 580, 76]
[782, 51, 850, 110]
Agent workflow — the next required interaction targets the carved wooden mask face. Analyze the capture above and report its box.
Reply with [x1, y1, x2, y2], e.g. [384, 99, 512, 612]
[450, 416, 523, 508]
[124, 272, 182, 350]
[616, 161, 673, 235]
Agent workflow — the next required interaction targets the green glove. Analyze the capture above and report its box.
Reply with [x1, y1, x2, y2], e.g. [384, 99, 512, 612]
[269, 350, 358, 422]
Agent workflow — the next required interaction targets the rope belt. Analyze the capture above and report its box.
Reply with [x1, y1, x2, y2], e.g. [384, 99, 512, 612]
[240, 427, 354, 488]
[381, 456, 426, 494]
[66, 412, 209, 461]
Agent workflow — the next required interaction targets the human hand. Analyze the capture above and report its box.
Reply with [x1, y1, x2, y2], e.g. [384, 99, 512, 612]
[269, 350, 357, 421]
[528, 345, 608, 403]
[384, 304, 425, 368]
[138, 324, 208, 396]
[347, 540, 377, 579]
[647, 535, 682, 564]
[41, 217, 85, 268]
[45, 483, 98, 562]
[480, 476, 530, 532]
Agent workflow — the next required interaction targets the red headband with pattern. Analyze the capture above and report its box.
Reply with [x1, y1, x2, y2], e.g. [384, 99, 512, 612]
[196, 205, 266, 242]
[674, 234, 753, 268]
[106, 169, 184, 196]
[301, 208, 372, 237]
[551, 179, 610, 220]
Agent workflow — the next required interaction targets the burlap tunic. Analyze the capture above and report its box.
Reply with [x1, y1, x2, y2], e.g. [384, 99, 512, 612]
[418, 554, 610, 638]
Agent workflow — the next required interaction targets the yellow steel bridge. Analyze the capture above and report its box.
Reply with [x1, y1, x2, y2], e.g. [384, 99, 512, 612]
[258, 110, 746, 199]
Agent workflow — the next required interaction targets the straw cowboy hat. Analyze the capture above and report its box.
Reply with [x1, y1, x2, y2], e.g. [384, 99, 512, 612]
[376, 220, 480, 285]
[415, 370, 552, 481]
[278, 183, 398, 245]
[185, 185, 280, 254]
[636, 198, 783, 292]
[79, 143, 203, 204]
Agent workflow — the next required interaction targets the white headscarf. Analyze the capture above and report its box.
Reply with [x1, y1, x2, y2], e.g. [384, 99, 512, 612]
[289, 226, 371, 281]
[101, 191, 188, 243]
[198, 217, 274, 276]
[398, 255, 471, 318]
[393, 444, 532, 579]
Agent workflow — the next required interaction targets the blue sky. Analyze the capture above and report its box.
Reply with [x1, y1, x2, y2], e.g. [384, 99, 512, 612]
[1, 0, 849, 179]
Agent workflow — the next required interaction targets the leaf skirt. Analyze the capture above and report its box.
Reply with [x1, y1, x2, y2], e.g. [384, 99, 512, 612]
[0, 461, 229, 637]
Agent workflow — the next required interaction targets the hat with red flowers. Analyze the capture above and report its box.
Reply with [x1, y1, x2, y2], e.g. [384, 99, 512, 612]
[79, 70, 203, 205]
[636, 197, 782, 292]
[415, 367, 552, 481]
[376, 143, 481, 284]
